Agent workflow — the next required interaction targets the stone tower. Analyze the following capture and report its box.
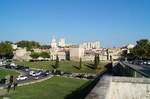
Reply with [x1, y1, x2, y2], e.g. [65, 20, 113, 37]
[51, 36, 57, 48]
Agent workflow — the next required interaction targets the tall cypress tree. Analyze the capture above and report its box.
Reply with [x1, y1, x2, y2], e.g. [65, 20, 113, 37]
[54, 55, 59, 69]
[79, 58, 82, 70]
[97, 54, 100, 64]
[94, 54, 98, 69]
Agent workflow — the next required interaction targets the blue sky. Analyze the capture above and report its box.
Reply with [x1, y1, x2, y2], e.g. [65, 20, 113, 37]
[0, 0, 150, 47]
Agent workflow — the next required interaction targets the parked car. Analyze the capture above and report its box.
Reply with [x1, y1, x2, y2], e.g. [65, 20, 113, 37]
[35, 71, 43, 76]
[16, 75, 28, 81]
[76, 74, 84, 78]
[41, 72, 49, 77]
[29, 71, 36, 76]
[0, 78, 6, 84]
[87, 75, 96, 80]
[52, 70, 62, 75]
[146, 61, 150, 65]
[61, 72, 72, 77]
[16, 65, 29, 71]
[41, 70, 50, 76]
[34, 76, 39, 80]
[5, 65, 12, 69]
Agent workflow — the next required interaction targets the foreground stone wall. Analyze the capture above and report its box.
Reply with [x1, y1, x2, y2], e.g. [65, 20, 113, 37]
[86, 76, 150, 99]
[107, 80, 150, 99]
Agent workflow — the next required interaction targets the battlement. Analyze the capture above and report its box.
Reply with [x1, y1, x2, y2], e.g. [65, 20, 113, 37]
[86, 76, 150, 99]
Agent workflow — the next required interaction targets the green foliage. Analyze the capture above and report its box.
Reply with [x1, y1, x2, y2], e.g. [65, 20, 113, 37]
[130, 39, 150, 60]
[97, 55, 100, 64]
[94, 54, 100, 69]
[30, 52, 50, 59]
[4, 41, 13, 44]
[79, 58, 82, 70]
[0, 42, 14, 59]
[40, 45, 51, 49]
[40, 52, 50, 58]
[54, 55, 59, 69]
[16, 40, 40, 50]
[30, 52, 40, 59]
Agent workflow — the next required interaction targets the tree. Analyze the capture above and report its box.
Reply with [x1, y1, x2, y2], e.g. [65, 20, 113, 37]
[79, 58, 82, 70]
[0, 42, 14, 59]
[40, 52, 50, 58]
[4, 41, 13, 44]
[94, 54, 99, 69]
[97, 54, 100, 64]
[40, 45, 51, 49]
[30, 52, 40, 59]
[54, 55, 59, 69]
[16, 40, 40, 50]
[130, 39, 150, 60]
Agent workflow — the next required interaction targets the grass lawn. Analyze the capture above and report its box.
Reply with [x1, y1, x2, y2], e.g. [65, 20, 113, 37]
[15, 61, 108, 74]
[0, 68, 20, 79]
[5, 76, 90, 99]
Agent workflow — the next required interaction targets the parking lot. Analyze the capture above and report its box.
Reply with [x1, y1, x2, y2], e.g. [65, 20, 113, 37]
[0, 63, 97, 88]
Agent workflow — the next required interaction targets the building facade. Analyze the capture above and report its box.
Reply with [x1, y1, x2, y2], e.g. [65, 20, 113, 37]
[69, 47, 85, 61]
[81, 41, 100, 50]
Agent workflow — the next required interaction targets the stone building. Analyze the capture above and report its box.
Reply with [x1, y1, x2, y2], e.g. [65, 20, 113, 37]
[57, 51, 66, 61]
[13, 48, 32, 61]
[81, 41, 100, 50]
[58, 38, 65, 47]
[11, 44, 18, 50]
[69, 47, 85, 61]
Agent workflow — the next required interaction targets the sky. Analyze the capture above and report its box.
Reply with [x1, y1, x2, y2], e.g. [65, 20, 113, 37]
[0, 0, 150, 47]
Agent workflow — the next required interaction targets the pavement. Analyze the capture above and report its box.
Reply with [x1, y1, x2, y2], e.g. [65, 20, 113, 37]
[0, 89, 7, 96]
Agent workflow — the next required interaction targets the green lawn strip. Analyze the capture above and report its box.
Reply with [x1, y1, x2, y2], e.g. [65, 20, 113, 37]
[15, 61, 108, 74]
[0, 68, 20, 79]
[5, 76, 89, 99]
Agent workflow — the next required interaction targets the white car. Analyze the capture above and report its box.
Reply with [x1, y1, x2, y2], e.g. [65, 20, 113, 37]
[29, 71, 36, 76]
[17, 75, 28, 81]
[34, 76, 39, 80]
[147, 61, 150, 65]
[35, 71, 42, 76]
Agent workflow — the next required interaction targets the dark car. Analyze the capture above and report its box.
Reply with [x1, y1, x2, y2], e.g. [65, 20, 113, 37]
[45, 70, 51, 75]
[61, 72, 72, 77]
[41, 72, 49, 77]
[76, 74, 84, 78]
[0, 78, 7, 84]
[87, 75, 96, 80]
[5, 65, 12, 69]
[15, 65, 29, 71]
[52, 70, 62, 75]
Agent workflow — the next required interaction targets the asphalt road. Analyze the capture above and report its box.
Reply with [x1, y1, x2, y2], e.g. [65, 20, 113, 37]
[122, 61, 150, 77]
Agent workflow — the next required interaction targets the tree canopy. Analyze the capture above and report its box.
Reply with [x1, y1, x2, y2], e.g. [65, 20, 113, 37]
[0, 42, 14, 59]
[16, 40, 40, 50]
[40, 45, 51, 49]
[30, 52, 40, 59]
[40, 52, 50, 58]
[130, 39, 150, 60]
[30, 52, 50, 59]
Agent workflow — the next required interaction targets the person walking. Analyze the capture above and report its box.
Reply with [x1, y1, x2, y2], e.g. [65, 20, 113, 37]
[13, 76, 18, 91]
